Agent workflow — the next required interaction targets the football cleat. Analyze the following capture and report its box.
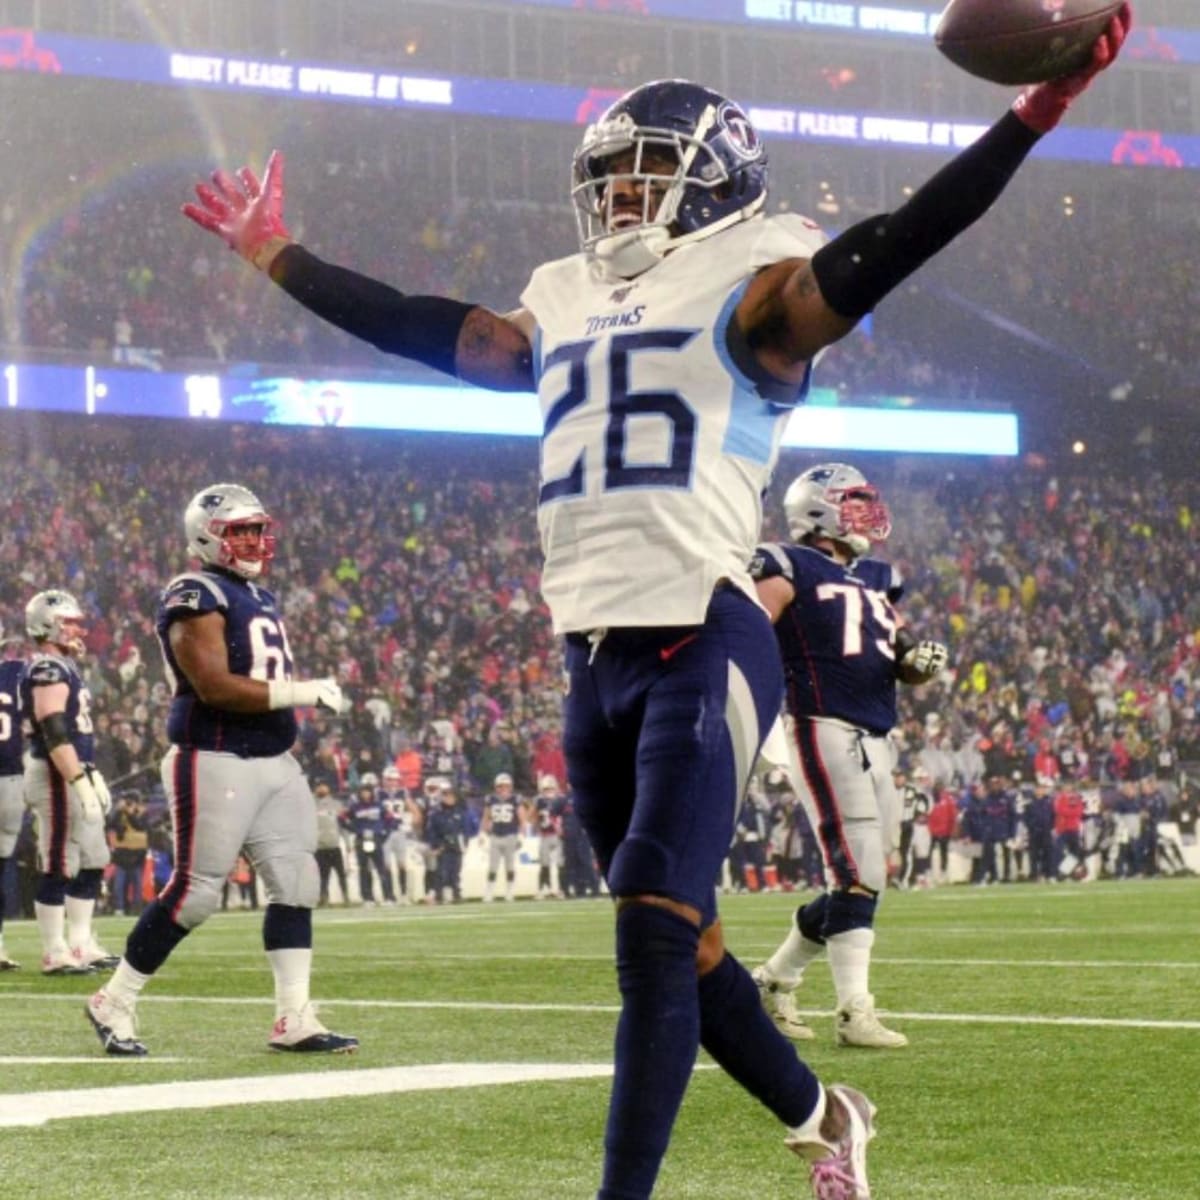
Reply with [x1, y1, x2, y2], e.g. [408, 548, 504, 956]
[86, 989, 148, 1056]
[787, 1083, 876, 1200]
[41, 948, 95, 976]
[72, 941, 121, 971]
[269, 1003, 359, 1054]
[0, 953, 20, 971]
[752, 963, 815, 1040]
[835, 994, 908, 1049]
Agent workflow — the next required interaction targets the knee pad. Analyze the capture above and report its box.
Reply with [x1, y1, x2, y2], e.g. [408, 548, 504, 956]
[796, 894, 829, 944]
[615, 902, 699, 996]
[823, 888, 877, 938]
[608, 834, 673, 901]
[257, 852, 319, 910]
[170, 874, 224, 930]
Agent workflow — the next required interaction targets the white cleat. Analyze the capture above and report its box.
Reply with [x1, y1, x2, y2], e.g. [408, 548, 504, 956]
[752, 963, 815, 1040]
[86, 989, 148, 1056]
[836, 994, 908, 1049]
[787, 1083, 876, 1199]
[41, 948, 95, 976]
[73, 941, 121, 971]
[269, 1002, 359, 1054]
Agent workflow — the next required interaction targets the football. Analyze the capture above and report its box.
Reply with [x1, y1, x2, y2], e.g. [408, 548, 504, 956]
[934, 0, 1124, 86]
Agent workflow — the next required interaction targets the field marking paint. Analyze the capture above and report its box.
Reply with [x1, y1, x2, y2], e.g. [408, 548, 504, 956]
[0, 1063, 615, 1128]
[0, 1056, 190, 1065]
[2, 993, 1197, 1031]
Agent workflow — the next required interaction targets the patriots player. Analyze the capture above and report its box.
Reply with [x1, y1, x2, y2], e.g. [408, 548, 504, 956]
[533, 774, 566, 899]
[0, 621, 26, 970]
[380, 764, 414, 903]
[345, 772, 396, 905]
[183, 20, 1128, 1195]
[750, 464, 949, 1048]
[86, 484, 358, 1057]
[19, 591, 118, 976]
[481, 771, 524, 902]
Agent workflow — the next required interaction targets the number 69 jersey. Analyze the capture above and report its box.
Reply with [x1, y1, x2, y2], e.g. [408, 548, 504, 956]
[521, 213, 826, 634]
[156, 570, 297, 757]
[752, 542, 904, 735]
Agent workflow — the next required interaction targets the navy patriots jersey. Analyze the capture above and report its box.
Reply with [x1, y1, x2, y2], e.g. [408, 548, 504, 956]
[484, 792, 521, 837]
[0, 659, 25, 776]
[19, 652, 95, 763]
[345, 791, 392, 840]
[157, 569, 298, 757]
[752, 542, 904, 734]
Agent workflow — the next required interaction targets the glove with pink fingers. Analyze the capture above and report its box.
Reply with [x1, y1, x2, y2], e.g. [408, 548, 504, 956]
[181, 149, 292, 271]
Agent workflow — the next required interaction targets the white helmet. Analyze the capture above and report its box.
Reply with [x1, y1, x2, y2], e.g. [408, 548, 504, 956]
[782, 463, 891, 558]
[382, 766, 403, 787]
[184, 483, 275, 579]
[359, 772, 379, 790]
[25, 589, 85, 651]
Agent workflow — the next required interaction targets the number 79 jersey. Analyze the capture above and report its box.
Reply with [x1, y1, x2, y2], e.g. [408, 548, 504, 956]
[156, 569, 298, 757]
[521, 213, 826, 634]
[752, 542, 905, 735]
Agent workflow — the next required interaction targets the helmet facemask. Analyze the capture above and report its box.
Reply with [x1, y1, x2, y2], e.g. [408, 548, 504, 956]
[784, 465, 892, 559]
[185, 484, 276, 580]
[572, 85, 767, 278]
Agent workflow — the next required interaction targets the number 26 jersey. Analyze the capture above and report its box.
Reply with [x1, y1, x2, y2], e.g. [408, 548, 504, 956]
[521, 213, 826, 634]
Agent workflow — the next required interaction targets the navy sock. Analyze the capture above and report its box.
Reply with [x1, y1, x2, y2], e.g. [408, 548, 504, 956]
[598, 903, 700, 1200]
[67, 867, 104, 901]
[698, 952, 822, 1128]
[263, 903, 313, 951]
[124, 900, 191, 976]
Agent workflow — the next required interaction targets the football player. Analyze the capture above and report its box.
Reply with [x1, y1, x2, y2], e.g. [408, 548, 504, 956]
[86, 484, 358, 1057]
[481, 771, 523, 902]
[19, 591, 118, 976]
[0, 620, 26, 969]
[533, 774, 565, 899]
[750, 464, 949, 1048]
[182, 16, 1128, 1194]
[345, 772, 396, 906]
[379, 764, 414, 903]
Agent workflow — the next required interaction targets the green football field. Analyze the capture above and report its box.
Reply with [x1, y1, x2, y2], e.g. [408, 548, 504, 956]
[0, 879, 1196, 1199]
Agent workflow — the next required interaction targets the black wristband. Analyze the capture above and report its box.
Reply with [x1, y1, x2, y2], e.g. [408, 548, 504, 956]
[268, 245, 476, 377]
[811, 110, 1040, 319]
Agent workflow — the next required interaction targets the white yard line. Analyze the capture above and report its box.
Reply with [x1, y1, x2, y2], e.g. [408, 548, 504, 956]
[0, 1063, 617, 1128]
[2, 992, 1197, 1030]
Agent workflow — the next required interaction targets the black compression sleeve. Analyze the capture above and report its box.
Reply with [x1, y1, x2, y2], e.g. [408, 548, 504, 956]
[40, 710, 72, 753]
[267, 244, 476, 377]
[810, 110, 1041, 319]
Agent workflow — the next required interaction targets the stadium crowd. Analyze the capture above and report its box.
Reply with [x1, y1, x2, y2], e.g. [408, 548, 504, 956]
[2, 410, 1199, 912]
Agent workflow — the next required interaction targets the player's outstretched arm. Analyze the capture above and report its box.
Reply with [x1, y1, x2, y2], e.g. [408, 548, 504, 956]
[741, 4, 1130, 368]
[181, 151, 535, 393]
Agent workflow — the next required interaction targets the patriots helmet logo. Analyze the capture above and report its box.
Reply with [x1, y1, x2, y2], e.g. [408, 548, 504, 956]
[197, 493, 225, 512]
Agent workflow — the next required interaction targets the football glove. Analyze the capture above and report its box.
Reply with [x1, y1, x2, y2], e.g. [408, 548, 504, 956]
[1013, 3, 1130, 134]
[182, 149, 293, 271]
[267, 678, 350, 715]
[70, 766, 110, 824]
[901, 640, 950, 682]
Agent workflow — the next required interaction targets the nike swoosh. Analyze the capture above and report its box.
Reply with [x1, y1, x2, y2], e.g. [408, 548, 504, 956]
[659, 633, 699, 662]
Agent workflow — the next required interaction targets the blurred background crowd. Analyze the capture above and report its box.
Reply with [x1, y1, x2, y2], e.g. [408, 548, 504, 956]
[1, 0, 1199, 907]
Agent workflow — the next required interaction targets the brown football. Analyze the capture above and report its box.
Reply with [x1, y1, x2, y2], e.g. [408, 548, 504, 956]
[934, 0, 1124, 85]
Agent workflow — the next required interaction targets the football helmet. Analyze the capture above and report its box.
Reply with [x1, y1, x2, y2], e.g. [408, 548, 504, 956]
[571, 79, 768, 278]
[783, 463, 891, 558]
[25, 589, 86, 651]
[359, 772, 379, 791]
[382, 765, 403, 789]
[184, 483, 275, 579]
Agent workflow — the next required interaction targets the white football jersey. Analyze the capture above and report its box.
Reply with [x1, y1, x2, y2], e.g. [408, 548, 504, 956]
[520, 213, 826, 634]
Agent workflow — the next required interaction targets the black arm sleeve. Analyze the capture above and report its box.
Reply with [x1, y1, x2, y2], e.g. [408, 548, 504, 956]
[810, 110, 1041, 319]
[267, 244, 476, 377]
[40, 710, 73, 753]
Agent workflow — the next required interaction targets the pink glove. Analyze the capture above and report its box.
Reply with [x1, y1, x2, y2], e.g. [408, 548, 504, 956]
[1013, 3, 1132, 134]
[182, 149, 292, 271]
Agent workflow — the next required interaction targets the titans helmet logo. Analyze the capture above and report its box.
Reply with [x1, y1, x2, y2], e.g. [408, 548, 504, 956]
[718, 103, 763, 162]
